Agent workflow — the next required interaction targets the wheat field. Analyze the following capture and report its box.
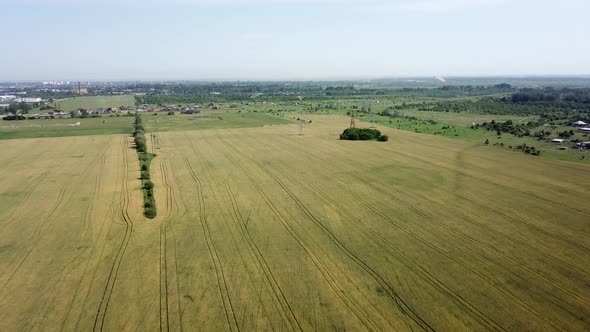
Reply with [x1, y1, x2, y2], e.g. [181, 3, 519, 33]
[1, 116, 589, 331]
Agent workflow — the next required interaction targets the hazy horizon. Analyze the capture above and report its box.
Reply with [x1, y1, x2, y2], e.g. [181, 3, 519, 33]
[2, 0, 589, 81]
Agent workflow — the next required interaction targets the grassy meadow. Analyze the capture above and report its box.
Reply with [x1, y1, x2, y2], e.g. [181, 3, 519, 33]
[49, 95, 136, 111]
[1, 115, 589, 330]
[0, 110, 292, 140]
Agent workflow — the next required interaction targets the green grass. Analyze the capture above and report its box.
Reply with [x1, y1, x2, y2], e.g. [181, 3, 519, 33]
[0, 110, 292, 140]
[47, 95, 136, 111]
[0, 116, 134, 140]
[140, 110, 292, 133]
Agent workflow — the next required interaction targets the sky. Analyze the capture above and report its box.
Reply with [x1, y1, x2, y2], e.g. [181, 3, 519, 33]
[1, 0, 589, 80]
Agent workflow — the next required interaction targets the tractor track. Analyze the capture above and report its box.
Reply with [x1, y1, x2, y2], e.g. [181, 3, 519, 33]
[93, 136, 135, 332]
[192, 133, 303, 331]
[224, 132, 506, 331]
[268, 131, 590, 291]
[179, 152, 240, 332]
[216, 133, 415, 331]
[257, 131, 590, 326]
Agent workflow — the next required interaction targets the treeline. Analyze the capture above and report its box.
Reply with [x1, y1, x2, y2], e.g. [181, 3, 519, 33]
[133, 114, 157, 219]
[474, 119, 537, 137]
[507, 87, 590, 104]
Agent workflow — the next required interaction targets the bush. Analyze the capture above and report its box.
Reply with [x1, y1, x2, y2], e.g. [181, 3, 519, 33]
[378, 135, 389, 142]
[340, 128, 382, 141]
[141, 171, 150, 180]
[144, 180, 154, 190]
[144, 206, 157, 218]
[168, 111, 175, 115]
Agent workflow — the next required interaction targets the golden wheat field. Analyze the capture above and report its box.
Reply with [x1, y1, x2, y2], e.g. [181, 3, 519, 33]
[1, 116, 590, 331]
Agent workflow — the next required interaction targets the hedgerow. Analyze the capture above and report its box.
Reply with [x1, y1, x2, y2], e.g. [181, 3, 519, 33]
[133, 114, 157, 219]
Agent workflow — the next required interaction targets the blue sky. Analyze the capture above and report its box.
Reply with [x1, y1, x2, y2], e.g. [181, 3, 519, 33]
[1, 0, 589, 80]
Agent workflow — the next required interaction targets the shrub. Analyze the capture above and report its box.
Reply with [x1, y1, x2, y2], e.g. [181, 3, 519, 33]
[168, 111, 175, 115]
[378, 135, 389, 142]
[141, 171, 150, 180]
[340, 128, 381, 141]
[144, 180, 154, 190]
[144, 206, 157, 218]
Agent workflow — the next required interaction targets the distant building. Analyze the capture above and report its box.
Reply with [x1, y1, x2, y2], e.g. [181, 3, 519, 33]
[572, 120, 587, 127]
[181, 107, 200, 114]
[551, 138, 565, 144]
[72, 88, 89, 95]
[19, 97, 42, 103]
[0, 95, 16, 102]
[578, 127, 590, 133]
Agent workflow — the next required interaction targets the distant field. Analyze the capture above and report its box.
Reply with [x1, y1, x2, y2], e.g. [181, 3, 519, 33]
[51, 95, 136, 111]
[0, 111, 291, 140]
[2, 116, 589, 330]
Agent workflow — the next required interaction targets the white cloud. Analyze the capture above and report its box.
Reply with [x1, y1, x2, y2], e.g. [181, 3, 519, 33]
[401, 0, 507, 11]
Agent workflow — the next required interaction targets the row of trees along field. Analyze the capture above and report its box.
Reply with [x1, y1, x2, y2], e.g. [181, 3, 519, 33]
[133, 115, 157, 218]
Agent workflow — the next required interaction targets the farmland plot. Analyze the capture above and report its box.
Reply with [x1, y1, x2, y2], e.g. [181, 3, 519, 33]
[1, 116, 590, 331]
[151, 117, 590, 331]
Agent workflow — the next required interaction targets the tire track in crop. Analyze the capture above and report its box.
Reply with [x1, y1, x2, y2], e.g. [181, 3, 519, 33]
[349, 176, 566, 330]
[74, 139, 126, 331]
[161, 159, 184, 332]
[190, 134, 303, 332]
[307, 133, 590, 316]
[30, 147, 110, 330]
[93, 136, 134, 332]
[451, 146, 590, 251]
[243, 131, 584, 329]
[266, 131, 590, 304]
[0, 162, 55, 226]
[61, 151, 115, 331]
[215, 134, 415, 331]
[179, 152, 240, 332]
[159, 160, 172, 219]
[255, 143, 560, 331]
[392, 140, 590, 215]
[160, 136, 192, 331]
[222, 133, 506, 332]
[352, 175, 590, 326]
[160, 224, 170, 332]
[158, 157, 184, 332]
[82, 153, 107, 235]
[418, 136, 590, 206]
[0, 174, 73, 289]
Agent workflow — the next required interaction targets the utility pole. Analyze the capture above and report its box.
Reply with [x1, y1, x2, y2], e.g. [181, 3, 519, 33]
[299, 119, 305, 136]
[155, 119, 160, 149]
[369, 91, 377, 128]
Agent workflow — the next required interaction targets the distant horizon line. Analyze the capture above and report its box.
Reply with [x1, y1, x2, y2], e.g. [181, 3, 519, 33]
[2, 74, 590, 84]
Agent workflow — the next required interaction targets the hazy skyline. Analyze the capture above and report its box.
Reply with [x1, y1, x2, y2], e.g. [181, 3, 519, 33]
[1, 0, 589, 80]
